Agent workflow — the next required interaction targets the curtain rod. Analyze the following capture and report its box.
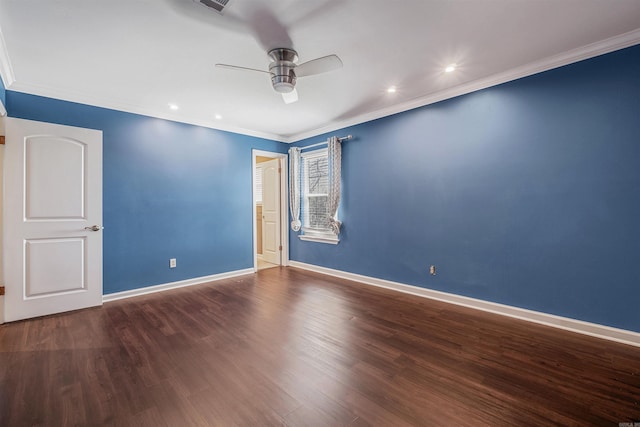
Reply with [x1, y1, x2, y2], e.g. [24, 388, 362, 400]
[299, 135, 353, 151]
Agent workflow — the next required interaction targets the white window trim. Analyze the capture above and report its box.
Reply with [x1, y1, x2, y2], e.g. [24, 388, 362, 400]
[299, 233, 339, 244]
[299, 148, 339, 244]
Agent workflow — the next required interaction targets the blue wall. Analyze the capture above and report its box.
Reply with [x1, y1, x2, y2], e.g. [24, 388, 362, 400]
[290, 45, 640, 333]
[0, 74, 6, 109]
[6, 44, 640, 332]
[6, 93, 285, 293]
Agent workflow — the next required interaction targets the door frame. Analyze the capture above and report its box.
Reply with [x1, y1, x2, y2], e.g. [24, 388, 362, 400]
[252, 149, 288, 271]
[0, 116, 5, 324]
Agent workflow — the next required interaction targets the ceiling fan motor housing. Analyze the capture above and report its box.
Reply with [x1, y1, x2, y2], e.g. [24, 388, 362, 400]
[269, 48, 298, 93]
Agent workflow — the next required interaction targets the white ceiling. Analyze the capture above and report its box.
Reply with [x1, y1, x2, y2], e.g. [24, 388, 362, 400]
[1, 0, 639, 142]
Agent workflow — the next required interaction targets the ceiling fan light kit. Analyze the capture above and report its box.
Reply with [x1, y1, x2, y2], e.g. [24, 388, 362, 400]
[269, 48, 297, 93]
[216, 47, 343, 103]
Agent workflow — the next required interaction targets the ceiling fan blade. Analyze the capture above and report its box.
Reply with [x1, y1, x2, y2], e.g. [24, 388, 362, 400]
[215, 64, 270, 74]
[295, 54, 343, 77]
[282, 88, 298, 104]
[247, 7, 293, 52]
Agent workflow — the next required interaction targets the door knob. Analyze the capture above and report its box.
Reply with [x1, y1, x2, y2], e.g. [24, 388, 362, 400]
[84, 225, 104, 231]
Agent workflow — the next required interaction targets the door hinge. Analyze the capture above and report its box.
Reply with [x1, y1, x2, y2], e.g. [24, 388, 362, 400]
[0, 135, 5, 145]
[278, 167, 281, 173]
[0, 286, 5, 296]
[279, 245, 282, 251]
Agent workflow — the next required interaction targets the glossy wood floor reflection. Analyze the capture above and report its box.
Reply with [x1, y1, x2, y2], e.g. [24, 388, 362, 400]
[1, 267, 639, 426]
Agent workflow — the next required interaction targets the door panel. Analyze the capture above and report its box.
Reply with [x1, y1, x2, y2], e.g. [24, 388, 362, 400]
[25, 237, 86, 297]
[4, 118, 103, 322]
[261, 159, 281, 265]
[26, 136, 86, 219]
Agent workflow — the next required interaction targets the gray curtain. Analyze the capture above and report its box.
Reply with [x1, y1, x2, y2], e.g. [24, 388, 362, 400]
[327, 136, 342, 235]
[288, 147, 302, 231]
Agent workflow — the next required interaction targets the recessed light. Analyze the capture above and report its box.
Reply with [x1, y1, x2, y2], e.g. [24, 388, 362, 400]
[387, 86, 397, 93]
[445, 64, 456, 73]
[215, 114, 223, 120]
[168, 103, 179, 110]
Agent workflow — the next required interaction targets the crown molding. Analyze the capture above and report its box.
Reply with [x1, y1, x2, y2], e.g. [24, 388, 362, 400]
[287, 28, 640, 143]
[0, 26, 15, 88]
[4, 28, 640, 144]
[7, 80, 289, 142]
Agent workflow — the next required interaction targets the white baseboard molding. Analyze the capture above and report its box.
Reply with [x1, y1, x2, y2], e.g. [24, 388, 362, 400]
[102, 268, 255, 303]
[288, 261, 640, 348]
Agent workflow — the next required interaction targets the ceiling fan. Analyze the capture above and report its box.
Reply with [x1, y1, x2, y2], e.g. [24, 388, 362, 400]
[216, 48, 343, 104]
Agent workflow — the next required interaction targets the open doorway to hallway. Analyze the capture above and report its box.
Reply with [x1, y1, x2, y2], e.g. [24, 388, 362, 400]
[253, 150, 288, 271]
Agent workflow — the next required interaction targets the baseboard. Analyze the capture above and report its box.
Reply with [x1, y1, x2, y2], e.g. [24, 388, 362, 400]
[102, 268, 255, 303]
[288, 261, 640, 348]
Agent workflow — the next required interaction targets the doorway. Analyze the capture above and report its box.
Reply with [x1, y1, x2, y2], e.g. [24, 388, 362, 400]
[253, 150, 288, 271]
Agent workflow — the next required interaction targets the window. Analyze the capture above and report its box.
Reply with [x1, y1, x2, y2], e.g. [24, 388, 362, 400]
[300, 149, 337, 242]
[289, 138, 343, 245]
[255, 165, 263, 203]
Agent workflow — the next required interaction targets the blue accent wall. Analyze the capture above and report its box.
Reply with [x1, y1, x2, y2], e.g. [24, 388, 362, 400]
[6, 93, 285, 294]
[0, 74, 6, 110]
[290, 44, 640, 333]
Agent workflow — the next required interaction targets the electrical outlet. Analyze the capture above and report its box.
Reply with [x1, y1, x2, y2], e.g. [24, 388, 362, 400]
[170, 258, 177, 268]
[429, 265, 436, 276]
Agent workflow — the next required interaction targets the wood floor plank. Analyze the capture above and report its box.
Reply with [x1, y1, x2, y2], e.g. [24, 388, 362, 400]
[1, 266, 639, 426]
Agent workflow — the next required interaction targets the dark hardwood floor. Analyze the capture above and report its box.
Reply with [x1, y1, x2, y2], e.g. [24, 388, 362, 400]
[1, 267, 639, 426]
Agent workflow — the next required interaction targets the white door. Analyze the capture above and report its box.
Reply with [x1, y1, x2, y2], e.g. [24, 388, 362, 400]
[3, 118, 103, 322]
[261, 158, 281, 265]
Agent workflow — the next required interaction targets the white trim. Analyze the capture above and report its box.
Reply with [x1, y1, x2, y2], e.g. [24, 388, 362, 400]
[298, 147, 340, 239]
[300, 147, 328, 158]
[3, 30, 639, 144]
[252, 149, 289, 272]
[0, 141, 4, 324]
[0, 26, 16, 88]
[102, 268, 254, 302]
[288, 29, 640, 143]
[7, 80, 290, 143]
[288, 261, 640, 348]
[0, 25, 10, 117]
[298, 234, 339, 245]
